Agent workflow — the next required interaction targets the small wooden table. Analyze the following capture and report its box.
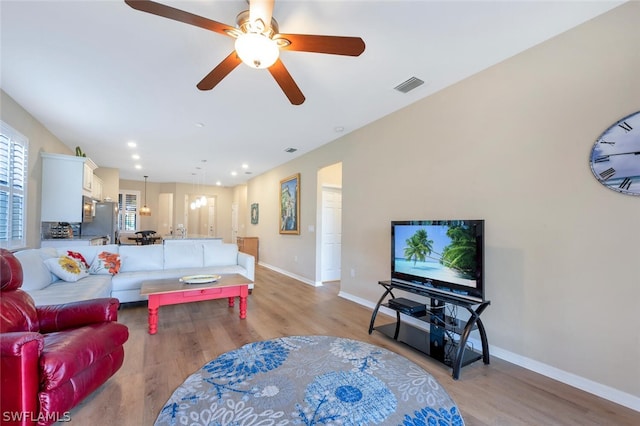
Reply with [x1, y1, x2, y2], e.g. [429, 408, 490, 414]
[140, 274, 252, 335]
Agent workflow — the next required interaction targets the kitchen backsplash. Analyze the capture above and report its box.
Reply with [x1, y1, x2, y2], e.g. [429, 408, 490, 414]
[41, 222, 81, 239]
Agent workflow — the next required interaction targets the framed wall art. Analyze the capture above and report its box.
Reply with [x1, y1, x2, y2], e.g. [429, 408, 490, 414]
[279, 173, 300, 234]
[251, 203, 259, 225]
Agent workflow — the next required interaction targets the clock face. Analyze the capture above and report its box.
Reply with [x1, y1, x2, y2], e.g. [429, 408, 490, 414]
[590, 111, 640, 196]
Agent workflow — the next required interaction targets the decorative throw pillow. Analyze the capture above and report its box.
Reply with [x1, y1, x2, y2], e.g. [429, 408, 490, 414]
[89, 251, 121, 275]
[66, 250, 90, 269]
[44, 256, 89, 282]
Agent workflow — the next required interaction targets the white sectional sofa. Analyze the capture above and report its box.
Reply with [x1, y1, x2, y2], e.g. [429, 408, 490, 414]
[14, 240, 255, 306]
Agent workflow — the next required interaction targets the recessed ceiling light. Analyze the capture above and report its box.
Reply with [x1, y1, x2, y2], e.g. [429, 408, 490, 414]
[334, 126, 344, 133]
[135, 164, 142, 169]
[241, 163, 248, 169]
[195, 122, 205, 128]
[231, 171, 237, 176]
[128, 141, 137, 148]
[132, 154, 140, 160]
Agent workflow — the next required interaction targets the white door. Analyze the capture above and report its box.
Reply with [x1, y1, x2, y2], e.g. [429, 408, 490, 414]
[158, 193, 173, 236]
[321, 187, 342, 281]
[231, 202, 239, 242]
[207, 197, 216, 236]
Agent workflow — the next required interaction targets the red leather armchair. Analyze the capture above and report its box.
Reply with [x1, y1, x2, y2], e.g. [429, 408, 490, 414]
[0, 249, 129, 426]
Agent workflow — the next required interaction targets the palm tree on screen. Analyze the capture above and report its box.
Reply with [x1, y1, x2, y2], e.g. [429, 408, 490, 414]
[441, 225, 477, 278]
[403, 229, 434, 266]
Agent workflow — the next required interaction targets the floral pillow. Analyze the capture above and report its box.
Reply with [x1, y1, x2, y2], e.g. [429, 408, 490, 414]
[66, 250, 90, 269]
[44, 256, 89, 282]
[89, 251, 121, 275]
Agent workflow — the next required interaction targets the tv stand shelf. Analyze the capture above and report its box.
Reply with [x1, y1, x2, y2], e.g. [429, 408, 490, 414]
[369, 280, 490, 379]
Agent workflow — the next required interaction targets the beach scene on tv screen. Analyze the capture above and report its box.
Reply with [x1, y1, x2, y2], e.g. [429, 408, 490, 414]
[394, 224, 477, 288]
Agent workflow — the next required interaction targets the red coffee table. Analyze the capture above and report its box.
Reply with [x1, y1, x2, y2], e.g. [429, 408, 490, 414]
[140, 274, 252, 334]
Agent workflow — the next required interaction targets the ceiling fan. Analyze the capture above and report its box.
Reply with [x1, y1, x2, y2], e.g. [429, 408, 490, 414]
[124, 0, 366, 105]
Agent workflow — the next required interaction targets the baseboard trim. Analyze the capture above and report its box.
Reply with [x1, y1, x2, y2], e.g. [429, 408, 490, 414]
[338, 290, 640, 413]
[258, 262, 320, 287]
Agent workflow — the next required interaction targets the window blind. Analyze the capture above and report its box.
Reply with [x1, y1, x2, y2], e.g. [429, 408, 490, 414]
[0, 121, 28, 249]
[118, 191, 140, 231]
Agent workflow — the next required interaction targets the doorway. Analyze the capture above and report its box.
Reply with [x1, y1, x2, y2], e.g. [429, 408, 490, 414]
[317, 163, 342, 284]
[231, 202, 239, 242]
[158, 193, 174, 236]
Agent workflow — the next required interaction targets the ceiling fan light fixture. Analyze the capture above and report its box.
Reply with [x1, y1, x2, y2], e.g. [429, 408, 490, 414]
[235, 32, 279, 69]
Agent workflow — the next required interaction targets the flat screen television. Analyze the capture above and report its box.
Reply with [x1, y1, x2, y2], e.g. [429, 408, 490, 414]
[391, 220, 485, 302]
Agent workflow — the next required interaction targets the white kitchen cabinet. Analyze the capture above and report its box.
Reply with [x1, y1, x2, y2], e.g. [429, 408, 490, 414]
[41, 153, 95, 223]
[92, 175, 103, 201]
[83, 158, 97, 196]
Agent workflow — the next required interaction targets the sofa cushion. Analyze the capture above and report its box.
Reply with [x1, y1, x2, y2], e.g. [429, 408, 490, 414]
[203, 243, 238, 267]
[200, 239, 223, 249]
[45, 256, 89, 282]
[112, 266, 249, 295]
[89, 251, 122, 275]
[180, 265, 248, 277]
[55, 244, 119, 267]
[111, 270, 176, 293]
[64, 250, 90, 269]
[119, 245, 164, 272]
[27, 275, 112, 306]
[14, 248, 58, 291]
[163, 242, 203, 269]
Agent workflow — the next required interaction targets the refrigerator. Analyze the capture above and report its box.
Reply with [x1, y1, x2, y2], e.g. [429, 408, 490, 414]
[82, 201, 119, 244]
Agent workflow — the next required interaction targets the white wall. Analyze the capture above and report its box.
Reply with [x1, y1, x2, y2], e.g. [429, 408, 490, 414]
[246, 2, 640, 406]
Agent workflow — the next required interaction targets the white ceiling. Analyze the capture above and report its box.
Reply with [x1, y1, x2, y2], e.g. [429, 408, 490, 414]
[0, 0, 623, 186]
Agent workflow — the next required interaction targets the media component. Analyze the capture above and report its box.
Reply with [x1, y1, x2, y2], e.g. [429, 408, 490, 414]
[391, 220, 485, 302]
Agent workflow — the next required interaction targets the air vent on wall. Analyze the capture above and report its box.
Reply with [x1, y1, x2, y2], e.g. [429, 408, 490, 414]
[394, 77, 424, 93]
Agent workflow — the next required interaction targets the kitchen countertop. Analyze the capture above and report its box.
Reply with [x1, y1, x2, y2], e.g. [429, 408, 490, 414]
[162, 235, 223, 240]
[41, 235, 107, 241]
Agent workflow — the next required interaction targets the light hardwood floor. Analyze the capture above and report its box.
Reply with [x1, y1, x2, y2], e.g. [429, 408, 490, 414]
[67, 265, 639, 425]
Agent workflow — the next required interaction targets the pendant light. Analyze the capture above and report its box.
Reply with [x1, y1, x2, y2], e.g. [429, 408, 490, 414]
[190, 172, 197, 210]
[200, 160, 208, 206]
[140, 175, 151, 216]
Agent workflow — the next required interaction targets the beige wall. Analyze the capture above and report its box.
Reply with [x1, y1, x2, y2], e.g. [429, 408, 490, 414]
[234, 184, 248, 238]
[245, 3, 640, 405]
[247, 147, 345, 282]
[1, 91, 73, 248]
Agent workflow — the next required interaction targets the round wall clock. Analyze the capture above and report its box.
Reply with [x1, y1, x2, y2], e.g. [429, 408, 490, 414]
[590, 110, 640, 196]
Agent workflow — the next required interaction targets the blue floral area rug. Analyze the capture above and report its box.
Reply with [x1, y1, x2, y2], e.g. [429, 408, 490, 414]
[155, 335, 464, 426]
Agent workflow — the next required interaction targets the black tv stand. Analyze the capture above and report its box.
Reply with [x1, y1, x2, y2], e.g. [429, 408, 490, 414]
[369, 280, 490, 379]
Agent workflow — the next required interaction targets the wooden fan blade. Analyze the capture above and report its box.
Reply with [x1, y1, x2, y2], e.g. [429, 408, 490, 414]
[268, 59, 305, 105]
[124, 0, 235, 37]
[277, 34, 365, 56]
[249, 0, 274, 31]
[197, 52, 242, 91]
